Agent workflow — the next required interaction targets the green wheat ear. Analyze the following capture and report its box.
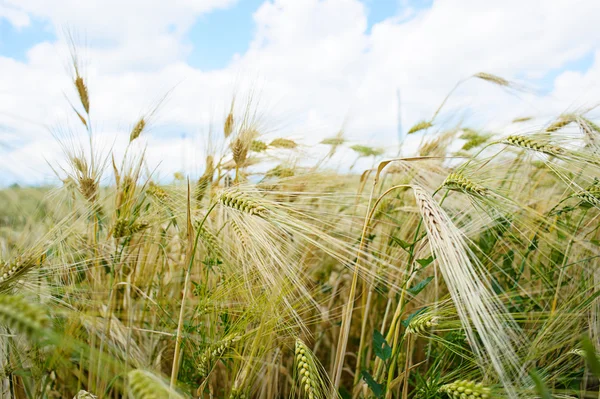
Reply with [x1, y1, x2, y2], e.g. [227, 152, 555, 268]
[0, 294, 51, 341]
[295, 339, 329, 399]
[439, 380, 493, 399]
[74, 390, 98, 399]
[198, 333, 241, 377]
[501, 135, 564, 156]
[408, 120, 433, 134]
[127, 369, 184, 399]
[229, 388, 249, 399]
[219, 188, 267, 216]
[443, 172, 489, 197]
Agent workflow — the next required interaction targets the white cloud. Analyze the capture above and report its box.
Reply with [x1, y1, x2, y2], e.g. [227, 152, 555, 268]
[0, 4, 30, 28]
[1, 0, 600, 185]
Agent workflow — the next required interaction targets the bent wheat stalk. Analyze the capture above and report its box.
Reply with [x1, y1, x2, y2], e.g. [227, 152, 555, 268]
[412, 185, 525, 398]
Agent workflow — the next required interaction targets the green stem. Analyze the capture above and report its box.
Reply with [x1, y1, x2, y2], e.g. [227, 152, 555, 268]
[169, 201, 219, 391]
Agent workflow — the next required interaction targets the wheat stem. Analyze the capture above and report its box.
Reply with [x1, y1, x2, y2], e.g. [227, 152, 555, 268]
[169, 197, 219, 391]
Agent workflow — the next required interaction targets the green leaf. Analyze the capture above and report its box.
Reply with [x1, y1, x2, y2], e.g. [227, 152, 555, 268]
[372, 330, 392, 361]
[577, 290, 600, 311]
[407, 276, 433, 296]
[390, 236, 412, 251]
[529, 368, 552, 399]
[582, 335, 600, 377]
[550, 249, 564, 266]
[338, 387, 352, 399]
[491, 277, 503, 295]
[361, 370, 384, 398]
[416, 256, 435, 268]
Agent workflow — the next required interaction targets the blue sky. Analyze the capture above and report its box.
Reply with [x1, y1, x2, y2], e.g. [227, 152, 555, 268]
[0, 0, 599, 185]
[1, 0, 429, 69]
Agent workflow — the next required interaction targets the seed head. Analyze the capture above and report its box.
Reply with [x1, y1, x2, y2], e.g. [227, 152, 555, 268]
[408, 120, 433, 135]
[251, 140, 268, 152]
[473, 72, 510, 87]
[219, 189, 267, 217]
[501, 135, 564, 156]
[406, 311, 439, 335]
[546, 114, 575, 132]
[198, 334, 241, 377]
[576, 180, 600, 206]
[74, 76, 90, 114]
[266, 165, 295, 178]
[439, 380, 492, 399]
[130, 118, 146, 142]
[147, 182, 168, 201]
[512, 116, 532, 123]
[270, 138, 297, 149]
[0, 294, 50, 341]
[224, 112, 234, 138]
[78, 177, 98, 202]
[128, 369, 183, 399]
[231, 137, 249, 167]
[295, 340, 321, 399]
[0, 256, 40, 291]
[443, 172, 489, 197]
[74, 390, 97, 399]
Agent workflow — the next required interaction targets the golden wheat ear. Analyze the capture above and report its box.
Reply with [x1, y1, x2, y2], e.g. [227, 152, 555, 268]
[129, 118, 146, 142]
[224, 97, 235, 138]
[473, 72, 511, 87]
[412, 185, 526, 397]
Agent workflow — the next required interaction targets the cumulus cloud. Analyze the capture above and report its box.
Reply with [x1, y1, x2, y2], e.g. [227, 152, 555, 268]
[1, 0, 600, 185]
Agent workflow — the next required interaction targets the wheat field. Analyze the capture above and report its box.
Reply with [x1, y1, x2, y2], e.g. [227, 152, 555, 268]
[1, 54, 600, 399]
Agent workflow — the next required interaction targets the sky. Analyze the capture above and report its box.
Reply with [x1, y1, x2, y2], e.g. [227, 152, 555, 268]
[1, 0, 600, 185]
